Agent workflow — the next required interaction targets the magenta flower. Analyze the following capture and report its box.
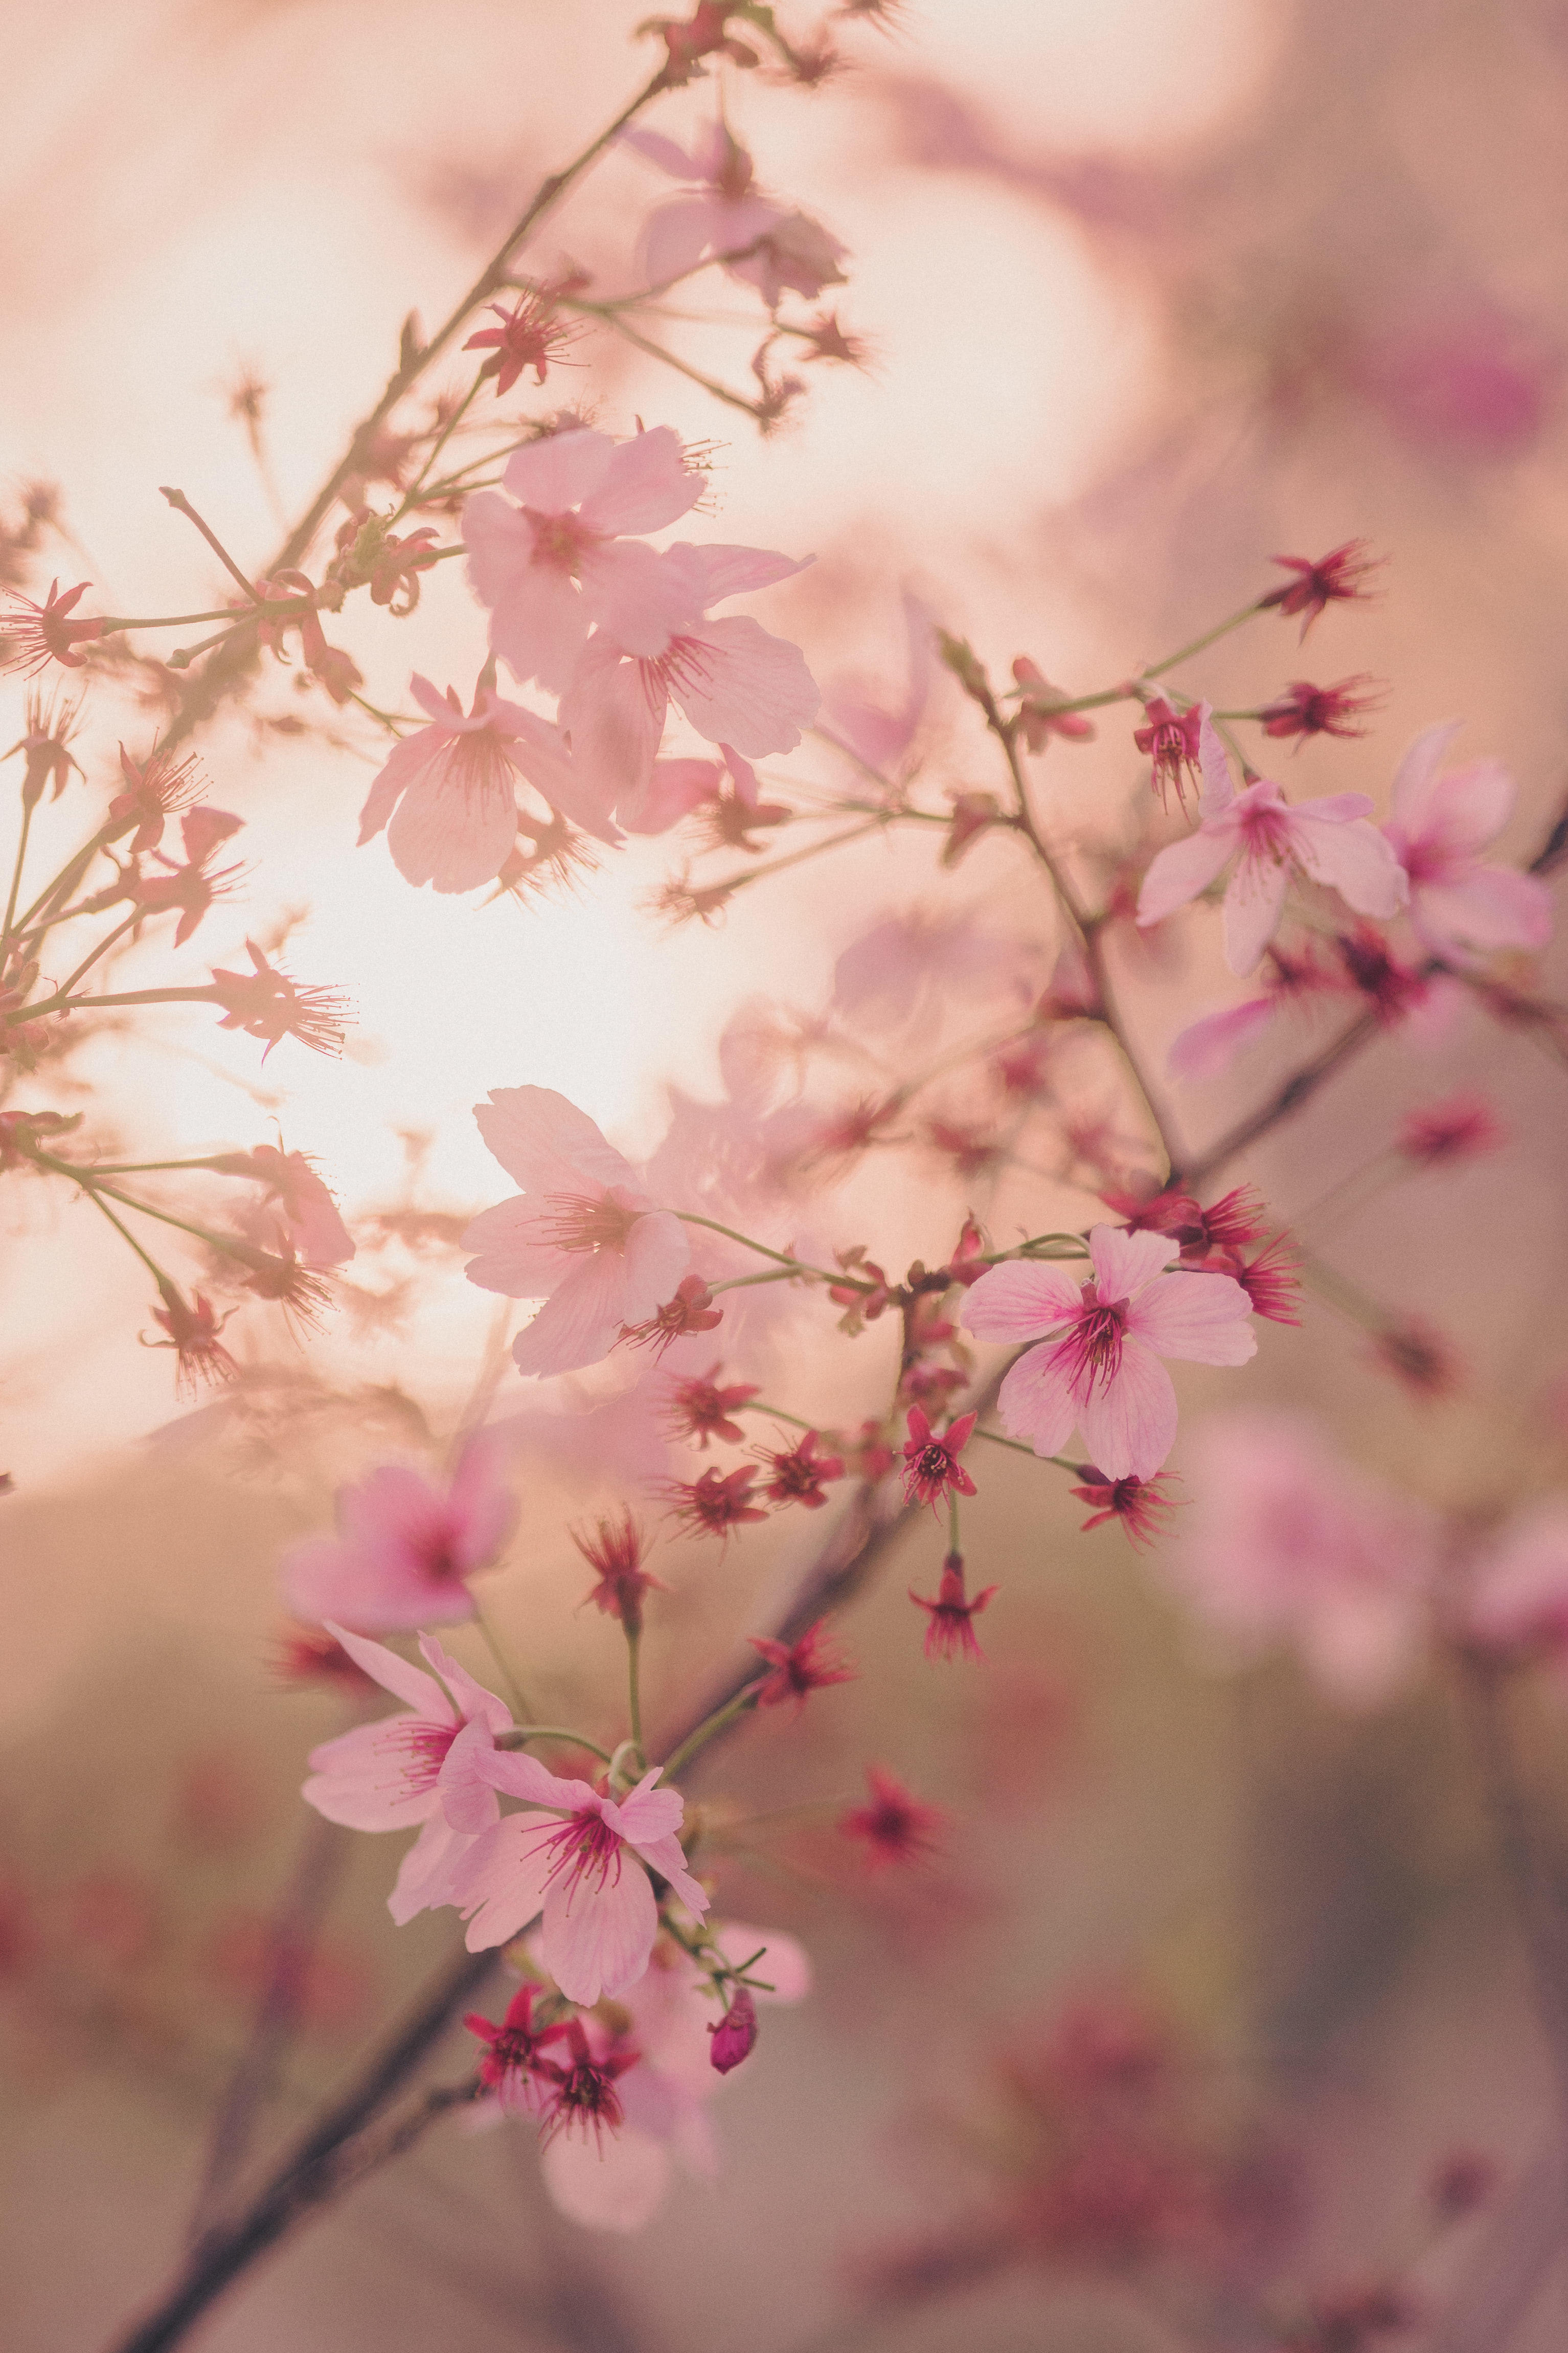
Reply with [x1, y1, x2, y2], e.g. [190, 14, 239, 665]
[560, 542, 819, 815]
[464, 1983, 566, 2117]
[1167, 1411, 1437, 1701]
[900, 1406, 978, 1509]
[301, 1625, 511, 1924]
[1381, 721, 1553, 962]
[463, 424, 704, 693]
[463, 1085, 691, 1378]
[448, 1745, 708, 1999]
[962, 1226, 1257, 1481]
[358, 673, 617, 893]
[1138, 710, 1406, 975]
[281, 1446, 517, 1632]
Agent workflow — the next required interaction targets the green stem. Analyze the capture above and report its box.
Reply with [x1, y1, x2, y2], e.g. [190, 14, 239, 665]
[1142, 597, 1267, 680]
[29, 1152, 266, 1263]
[495, 1725, 615, 1763]
[689, 816, 892, 903]
[743, 1401, 815, 1431]
[674, 1212, 873, 1293]
[392, 377, 484, 522]
[625, 1625, 645, 1766]
[471, 1599, 535, 1725]
[563, 301, 763, 419]
[78, 1184, 169, 1283]
[971, 1427, 1079, 1470]
[1, 799, 36, 954]
[661, 1684, 764, 1780]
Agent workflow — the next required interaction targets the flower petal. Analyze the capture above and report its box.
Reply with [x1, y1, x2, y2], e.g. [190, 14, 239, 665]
[579, 425, 704, 537]
[1126, 1269, 1258, 1364]
[1137, 823, 1237, 926]
[324, 1622, 452, 1716]
[451, 1816, 557, 1949]
[389, 1813, 472, 1925]
[385, 761, 518, 893]
[509, 1255, 632, 1377]
[1076, 1337, 1179, 1480]
[499, 426, 616, 514]
[668, 614, 820, 758]
[540, 2127, 672, 2233]
[1086, 1225, 1180, 1299]
[961, 1260, 1083, 1341]
[1289, 809, 1408, 918]
[996, 1342, 1080, 1457]
[541, 1851, 658, 2004]
[472, 1085, 639, 1196]
[1221, 854, 1291, 975]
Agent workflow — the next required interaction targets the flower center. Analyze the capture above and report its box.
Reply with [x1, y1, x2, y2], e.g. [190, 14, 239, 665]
[524, 508, 600, 575]
[638, 635, 716, 709]
[1059, 1289, 1128, 1396]
[541, 1191, 643, 1254]
[387, 1719, 457, 1795]
[541, 1807, 624, 1897]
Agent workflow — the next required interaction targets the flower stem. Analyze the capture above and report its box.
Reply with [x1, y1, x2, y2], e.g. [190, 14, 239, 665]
[494, 1725, 614, 1762]
[625, 1624, 645, 1766]
[661, 1684, 765, 1779]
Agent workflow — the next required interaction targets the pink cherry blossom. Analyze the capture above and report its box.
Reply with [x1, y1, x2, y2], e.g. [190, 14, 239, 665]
[281, 1445, 518, 1631]
[463, 1086, 691, 1378]
[620, 122, 847, 307]
[357, 673, 617, 893]
[217, 1144, 354, 1267]
[538, 1921, 810, 2231]
[463, 424, 704, 694]
[558, 541, 819, 812]
[1165, 1411, 1437, 1701]
[301, 1626, 511, 1924]
[1137, 710, 1407, 975]
[447, 1743, 708, 2000]
[1465, 1502, 1568, 1674]
[821, 590, 935, 775]
[962, 1226, 1257, 1480]
[832, 904, 1041, 1034]
[616, 741, 760, 836]
[1381, 722, 1553, 962]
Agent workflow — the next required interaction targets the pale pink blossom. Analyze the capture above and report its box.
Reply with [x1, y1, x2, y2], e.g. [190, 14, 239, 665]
[463, 1086, 691, 1378]
[1465, 1503, 1568, 1673]
[1165, 1411, 1437, 1701]
[1138, 710, 1407, 975]
[281, 1446, 517, 1631]
[621, 123, 847, 306]
[617, 741, 760, 835]
[832, 905, 1041, 1035]
[821, 591, 935, 775]
[538, 1922, 811, 2231]
[301, 1626, 511, 1924]
[558, 541, 819, 810]
[1382, 722, 1553, 962]
[447, 1743, 708, 1998]
[217, 1144, 354, 1267]
[358, 674, 617, 893]
[463, 425, 704, 693]
[962, 1226, 1256, 1480]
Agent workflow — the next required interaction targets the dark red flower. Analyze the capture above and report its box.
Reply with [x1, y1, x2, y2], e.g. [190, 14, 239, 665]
[1132, 696, 1203, 809]
[708, 1985, 758, 2073]
[900, 1405, 978, 1510]
[1259, 541, 1384, 640]
[272, 1624, 379, 1693]
[536, 2018, 639, 2146]
[663, 1463, 768, 1541]
[464, 1984, 567, 2114]
[748, 1617, 857, 1711]
[1226, 1231, 1302, 1325]
[572, 1509, 665, 1632]
[663, 1363, 760, 1448]
[1257, 675, 1386, 742]
[910, 1552, 998, 1663]
[463, 293, 580, 395]
[840, 1766, 946, 1865]
[621, 1272, 722, 1355]
[1069, 1468, 1178, 1549]
[757, 1428, 846, 1509]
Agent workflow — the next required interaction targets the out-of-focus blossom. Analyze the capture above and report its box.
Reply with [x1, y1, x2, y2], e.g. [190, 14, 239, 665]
[358, 674, 617, 893]
[1013, 656, 1095, 752]
[1259, 541, 1382, 639]
[215, 1144, 354, 1266]
[209, 939, 349, 1059]
[964, 1228, 1256, 1481]
[1354, 298, 1558, 459]
[449, 1743, 707, 1997]
[1395, 1092, 1507, 1166]
[1368, 1314, 1461, 1400]
[748, 1618, 857, 1710]
[273, 1623, 379, 1695]
[840, 1765, 946, 1864]
[282, 1449, 516, 1631]
[1164, 1411, 1437, 1700]
[1256, 676, 1385, 743]
[1381, 723, 1552, 962]
[134, 806, 246, 945]
[463, 423, 703, 693]
[663, 1462, 768, 1540]
[900, 1406, 978, 1509]
[0, 578, 104, 676]
[109, 742, 203, 850]
[822, 591, 934, 774]
[833, 905, 1039, 1034]
[1133, 696, 1203, 808]
[538, 1921, 810, 2231]
[756, 1428, 845, 1508]
[911, 1552, 998, 1662]
[8, 687, 83, 805]
[1465, 1502, 1568, 1673]
[1138, 712, 1405, 975]
[463, 1085, 691, 1377]
[302, 1625, 511, 1924]
[621, 121, 848, 306]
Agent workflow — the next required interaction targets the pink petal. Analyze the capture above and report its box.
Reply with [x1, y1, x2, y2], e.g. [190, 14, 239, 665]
[579, 426, 703, 536]
[617, 756, 720, 834]
[1289, 809, 1408, 918]
[669, 614, 820, 757]
[389, 1813, 472, 1925]
[1221, 854, 1291, 976]
[581, 539, 702, 656]
[1196, 706, 1233, 815]
[1413, 865, 1553, 957]
[1389, 721, 1462, 832]
[1136, 823, 1237, 926]
[356, 730, 442, 846]
[418, 1633, 514, 1734]
[996, 1342, 1080, 1457]
[1087, 1224, 1180, 1299]
[474, 1742, 594, 1809]
[462, 492, 589, 694]
[325, 1622, 452, 1716]
[385, 761, 518, 893]
[1076, 1336, 1179, 1480]
[560, 635, 669, 803]
[627, 1831, 709, 1918]
[510, 1253, 636, 1377]
[606, 1771, 685, 1846]
[1126, 1269, 1258, 1364]
[303, 1716, 439, 1831]
[540, 2128, 671, 2233]
[498, 704, 622, 846]
[1418, 757, 1516, 860]
[455, 1816, 558, 1951]
[961, 1260, 1082, 1342]
[641, 194, 730, 287]
[620, 1210, 693, 1323]
[541, 1852, 658, 2004]
[435, 1719, 506, 1835]
[460, 1196, 576, 1299]
[281, 1532, 475, 1635]
[618, 125, 700, 180]
[499, 427, 615, 514]
[1168, 996, 1279, 1081]
[673, 543, 814, 604]
[472, 1085, 639, 1196]
[448, 1444, 520, 1570]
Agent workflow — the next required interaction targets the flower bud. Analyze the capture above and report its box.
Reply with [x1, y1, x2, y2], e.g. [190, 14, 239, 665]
[709, 1986, 758, 2074]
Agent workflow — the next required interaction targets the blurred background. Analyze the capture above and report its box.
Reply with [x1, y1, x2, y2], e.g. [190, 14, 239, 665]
[5, 1, 1568, 2346]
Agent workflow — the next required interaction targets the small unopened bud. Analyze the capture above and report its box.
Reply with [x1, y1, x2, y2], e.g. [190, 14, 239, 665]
[709, 1986, 758, 2074]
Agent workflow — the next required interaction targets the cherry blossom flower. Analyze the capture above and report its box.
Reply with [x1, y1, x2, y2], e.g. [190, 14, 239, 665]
[1258, 541, 1382, 638]
[1381, 722, 1553, 962]
[833, 906, 1039, 1035]
[358, 674, 617, 893]
[621, 122, 847, 305]
[282, 1448, 517, 1632]
[1256, 676, 1384, 742]
[134, 806, 246, 945]
[0, 578, 104, 676]
[1133, 697, 1203, 808]
[537, 1921, 810, 2231]
[1465, 1503, 1568, 1672]
[573, 1510, 666, 1631]
[463, 292, 579, 395]
[463, 423, 705, 693]
[756, 1428, 845, 1508]
[840, 1766, 946, 1865]
[559, 540, 820, 810]
[302, 1625, 511, 1924]
[1012, 656, 1095, 752]
[463, 1085, 691, 1378]
[109, 742, 204, 850]
[1137, 712, 1406, 975]
[208, 939, 349, 1059]
[448, 1746, 708, 1998]
[663, 1463, 767, 1540]
[464, 1983, 567, 2115]
[1164, 1411, 1437, 1700]
[145, 1283, 236, 1398]
[900, 1406, 978, 1509]
[8, 687, 83, 805]
[1069, 1468, 1178, 1549]
[821, 591, 935, 774]
[1396, 1092, 1506, 1166]
[708, 1986, 757, 2073]
[963, 1227, 1257, 1481]
[215, 1144, 354, 1266]
[620, 1272, 722, 1354]
[748, 1618, 857, 1710]
[663, 1364, 760, 1448]
[539, 2017, 641, 2145]
[910, 1553, 998, 1662]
